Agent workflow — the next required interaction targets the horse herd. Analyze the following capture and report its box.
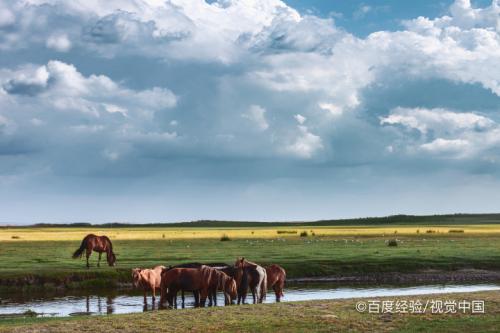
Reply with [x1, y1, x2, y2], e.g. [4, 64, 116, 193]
[72, 234, 286, 309]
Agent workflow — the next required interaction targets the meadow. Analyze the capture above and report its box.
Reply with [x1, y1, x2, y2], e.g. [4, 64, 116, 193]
[2, 290, 499, 332]
[2, 223, 500, 288]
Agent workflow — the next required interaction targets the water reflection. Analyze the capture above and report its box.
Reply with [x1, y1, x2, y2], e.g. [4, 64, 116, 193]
[0, 283, 499, 318]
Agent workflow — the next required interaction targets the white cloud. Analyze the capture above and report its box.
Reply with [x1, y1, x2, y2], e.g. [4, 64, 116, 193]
[285, 124, 323, 159]
[380, 107, 493, 135]
[382, 107, 500, 158]
[243, 105, 269, 131]
[0, 0, 499, 171]
[353, 5, 372, 20]
[420, 138, 470, 154]
[294, 114, 306, 124]
[0, 5, 15, 27]
[46, 33, 71, 52]
[319, 102, 344, 117]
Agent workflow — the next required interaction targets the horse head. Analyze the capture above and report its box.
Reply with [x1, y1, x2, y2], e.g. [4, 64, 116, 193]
[226, 277, 238, 301]
[234, 257, 245, 268]
[107, 251, 116, 266]
[131, 268, 142, 288]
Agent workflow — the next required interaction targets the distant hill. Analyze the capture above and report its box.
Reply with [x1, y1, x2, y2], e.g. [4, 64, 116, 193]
[4, 213, 500, 228]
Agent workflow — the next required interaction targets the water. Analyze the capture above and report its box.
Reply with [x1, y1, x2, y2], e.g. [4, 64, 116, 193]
[0, 283, 499, 317]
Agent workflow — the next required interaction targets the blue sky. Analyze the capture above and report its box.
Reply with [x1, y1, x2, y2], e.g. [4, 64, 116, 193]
[1, 0, 500, 224]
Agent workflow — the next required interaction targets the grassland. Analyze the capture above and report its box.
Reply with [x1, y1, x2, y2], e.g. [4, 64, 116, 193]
[2, 223, 500, 289]
[2, 290, 499, 332]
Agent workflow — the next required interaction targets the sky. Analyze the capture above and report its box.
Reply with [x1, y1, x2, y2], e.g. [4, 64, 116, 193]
[1, 0, 500, 224]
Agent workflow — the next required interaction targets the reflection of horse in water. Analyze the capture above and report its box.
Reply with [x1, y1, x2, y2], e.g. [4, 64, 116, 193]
[72, 234, 116, 268]
[84, 294, 115, 314]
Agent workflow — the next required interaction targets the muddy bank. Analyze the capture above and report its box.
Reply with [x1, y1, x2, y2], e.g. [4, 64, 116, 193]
[289, 269, 500, 285]
[3, 268, 500, 292]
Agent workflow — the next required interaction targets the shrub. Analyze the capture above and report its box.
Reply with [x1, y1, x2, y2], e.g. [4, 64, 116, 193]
[23, 309, 38, 317]
[11, 235, 20, 239]
[220, 234, 231, 241]
[426, 229, 436, 234]
[300, 231, 308, 237]
[276, 230, 298, 234]
[448, 229, 464, 233]
[387, 239, 398, 247]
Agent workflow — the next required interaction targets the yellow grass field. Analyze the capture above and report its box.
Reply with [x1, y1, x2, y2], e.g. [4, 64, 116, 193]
[3, 224, 500, 242]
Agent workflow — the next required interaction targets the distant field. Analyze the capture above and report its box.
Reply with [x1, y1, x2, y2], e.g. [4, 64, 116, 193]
[1, 224, 500, 288]
[2, 224, 500, 241]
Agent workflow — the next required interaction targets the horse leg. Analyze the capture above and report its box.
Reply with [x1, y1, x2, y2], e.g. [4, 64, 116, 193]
[181, 290, 185, 308]
[97, 252, 102, 267]
[86, 249, 91, 269]
[242, 290, 247, 304]
[152, 285, 156, 304]
[208, 290, 213, 307]
[200, 289, 208, 307]
[194, 291, 200, 307]
[213, 289, 217, 306]
[252, 287, 257, 304]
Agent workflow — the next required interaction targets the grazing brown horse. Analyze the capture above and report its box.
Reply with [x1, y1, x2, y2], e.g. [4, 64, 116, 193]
[265, 264, 286, 302]
[234, 258, 267, 305]
[132, 265, 165, 304]
[72, 234, 116, 268]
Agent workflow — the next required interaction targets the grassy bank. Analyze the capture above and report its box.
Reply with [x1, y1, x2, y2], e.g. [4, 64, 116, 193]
[1, 225, 500, 289]
[1, 290, 499, 332]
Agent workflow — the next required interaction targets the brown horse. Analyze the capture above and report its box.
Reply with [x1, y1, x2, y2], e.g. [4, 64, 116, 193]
[265, 264, 286, 302]
[234, 258, 267, 304]
[160, 267, 208, 308]
[204, 269, 237, 306]
[132, 265, 165, 304]
[72, 234, 116, 268]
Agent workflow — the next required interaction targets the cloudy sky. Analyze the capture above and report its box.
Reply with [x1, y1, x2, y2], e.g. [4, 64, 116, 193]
[1, 0, 500, 224]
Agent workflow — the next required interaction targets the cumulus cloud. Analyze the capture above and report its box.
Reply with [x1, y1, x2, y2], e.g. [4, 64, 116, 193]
[243, 105, 269, 131]
[380, 107, 494, 135]
[381, 107, 500, 158]
[46, 33, 71, 52]
[285, 115, 323, 158]
[0, 60, 178, 165]
[1, 0, 500, 221]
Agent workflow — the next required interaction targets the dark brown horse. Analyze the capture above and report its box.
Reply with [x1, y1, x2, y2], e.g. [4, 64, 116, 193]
[234, 258, 267, 304]
[160, 266, 210, 308]
[72, 234, 116, 268]
[167, 262, 224, 307]
[265, 264, 286, 302]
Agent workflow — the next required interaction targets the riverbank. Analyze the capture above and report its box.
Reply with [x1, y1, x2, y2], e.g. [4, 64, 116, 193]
[2, 290, 499, 332]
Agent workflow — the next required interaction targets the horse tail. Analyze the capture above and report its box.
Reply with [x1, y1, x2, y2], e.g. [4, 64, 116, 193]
[280, 269, 286, 297]
[72, 235, 90, 259]
[260, 268, 267, 302]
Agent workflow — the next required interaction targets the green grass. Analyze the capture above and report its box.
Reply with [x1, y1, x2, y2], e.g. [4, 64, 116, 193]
[2, 291, 499, 332]
[2, 231, 500, 289]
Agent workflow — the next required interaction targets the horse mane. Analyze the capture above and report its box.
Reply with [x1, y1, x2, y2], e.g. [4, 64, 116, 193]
[101, 235, 114, 253]
[242, 259, 259, 268]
